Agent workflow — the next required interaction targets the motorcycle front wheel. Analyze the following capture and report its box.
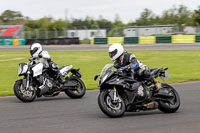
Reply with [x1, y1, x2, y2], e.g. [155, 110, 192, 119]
[98, 90, 126, 118]
[14, 79, 36, 102]
[64, 77, 86, 99]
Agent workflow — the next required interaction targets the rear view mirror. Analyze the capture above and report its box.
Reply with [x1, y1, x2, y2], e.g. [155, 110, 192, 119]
[94, 75, 99, 81]
[164, 68, 168, 70]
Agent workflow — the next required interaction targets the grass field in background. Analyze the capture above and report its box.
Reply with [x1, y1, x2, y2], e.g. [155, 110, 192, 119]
[0, 51, 200, 96]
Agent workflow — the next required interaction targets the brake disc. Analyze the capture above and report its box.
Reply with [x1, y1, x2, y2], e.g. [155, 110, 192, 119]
[106, 95, 121, 110]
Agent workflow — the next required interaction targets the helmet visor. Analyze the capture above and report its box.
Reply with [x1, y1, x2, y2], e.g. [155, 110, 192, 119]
[30, 47, 38, 56]
[109, 49, 118, 58]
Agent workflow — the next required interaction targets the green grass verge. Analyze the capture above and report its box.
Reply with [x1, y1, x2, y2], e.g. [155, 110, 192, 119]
[0, 51, 200, 96]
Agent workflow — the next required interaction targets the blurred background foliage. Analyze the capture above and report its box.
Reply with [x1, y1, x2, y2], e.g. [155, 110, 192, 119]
[0, 5, 200, 36]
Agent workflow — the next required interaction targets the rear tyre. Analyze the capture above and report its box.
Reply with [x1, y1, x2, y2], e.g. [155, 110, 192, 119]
[158, 84, 180, 113]
[65, 77, 86, 99]
[98, 90, 126, 118]
[14, 80, 36, 102]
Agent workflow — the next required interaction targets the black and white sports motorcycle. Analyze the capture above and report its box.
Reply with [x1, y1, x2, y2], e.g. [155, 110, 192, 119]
[14, 57, 86, 102]
[94, 64, 180, 118]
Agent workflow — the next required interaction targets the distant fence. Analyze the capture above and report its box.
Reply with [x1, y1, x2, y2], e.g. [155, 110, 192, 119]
[26, 38, 79, 45]
[91, 35, 200, 44]
[0, 37, 80, 46]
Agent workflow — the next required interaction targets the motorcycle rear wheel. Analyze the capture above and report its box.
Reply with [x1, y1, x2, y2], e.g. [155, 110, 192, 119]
[158, 84, 180, 113]
[14, 80, 36, 102]
[64, 77, 86, 99]
[98, 90, 126, 118]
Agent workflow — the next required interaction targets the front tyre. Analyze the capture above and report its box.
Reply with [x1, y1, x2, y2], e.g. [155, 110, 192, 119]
[158, 84, 180, 113]
[14, 80, 36, 102]
[98, 90, 126, 118]
[65, 77, 86, 99]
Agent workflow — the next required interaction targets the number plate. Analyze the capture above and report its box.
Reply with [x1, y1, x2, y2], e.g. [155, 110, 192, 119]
[160, 71, 170, 81]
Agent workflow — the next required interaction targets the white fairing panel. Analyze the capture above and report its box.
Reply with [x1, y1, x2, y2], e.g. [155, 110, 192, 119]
[32, 63, 44, 77]
[18, 64, 28, 76]
[60, 65, 73, 76]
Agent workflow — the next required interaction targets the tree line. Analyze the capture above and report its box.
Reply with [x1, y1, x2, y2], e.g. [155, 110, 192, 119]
[0, 5, 200, 36]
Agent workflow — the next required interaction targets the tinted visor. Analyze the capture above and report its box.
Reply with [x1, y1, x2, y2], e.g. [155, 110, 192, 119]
[30, 47, 38, 56]
[109, 49, 118, 58]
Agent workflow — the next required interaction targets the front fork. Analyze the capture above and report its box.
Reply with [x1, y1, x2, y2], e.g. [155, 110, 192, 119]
[26, 71, 30, 89]
[25, 67, 34, 91]
[109, 86, 121, 103]
[113, 87, 117, 102]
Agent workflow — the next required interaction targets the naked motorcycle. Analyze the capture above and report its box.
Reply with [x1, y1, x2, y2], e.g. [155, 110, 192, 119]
[94, 64, 180, 118]
[14, 57, 86, 102]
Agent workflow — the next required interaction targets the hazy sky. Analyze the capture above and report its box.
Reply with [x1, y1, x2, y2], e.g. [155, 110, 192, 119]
[0, 0, 200, 23]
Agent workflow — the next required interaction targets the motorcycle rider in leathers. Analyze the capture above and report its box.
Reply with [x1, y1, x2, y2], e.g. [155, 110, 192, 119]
[108, 44, 154, 92]
[30, 43, 65, 96]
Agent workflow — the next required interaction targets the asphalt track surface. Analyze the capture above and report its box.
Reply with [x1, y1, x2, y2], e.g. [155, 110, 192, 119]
[0, 44, 200, 133]
[0, 81, 200, 133]
[0, 43, 200, 51]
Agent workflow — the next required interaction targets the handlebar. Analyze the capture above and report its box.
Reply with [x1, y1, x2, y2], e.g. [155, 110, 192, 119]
[27, 57, 36, 65]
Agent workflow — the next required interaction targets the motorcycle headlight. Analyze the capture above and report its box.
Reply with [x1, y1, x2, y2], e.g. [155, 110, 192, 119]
[18, 63, 28, 76]
[18, 65, 22, 76]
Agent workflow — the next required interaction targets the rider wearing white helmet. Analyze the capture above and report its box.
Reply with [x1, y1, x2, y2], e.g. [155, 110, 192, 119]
[108, 44, 151, 90]
[30, 43, 43, 58]
[30, 43, 57, 69]
[30, 43, 65, 95]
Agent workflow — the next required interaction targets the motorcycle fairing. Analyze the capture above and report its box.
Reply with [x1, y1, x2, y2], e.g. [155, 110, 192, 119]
[32, 63, 44, 77]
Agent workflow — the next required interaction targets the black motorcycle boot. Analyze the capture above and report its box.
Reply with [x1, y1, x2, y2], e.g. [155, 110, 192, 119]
[153, 79, 162, 92]
[143, 101, 159, 109]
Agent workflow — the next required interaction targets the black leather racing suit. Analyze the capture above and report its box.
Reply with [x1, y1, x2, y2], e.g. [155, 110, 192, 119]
[114, 52, 151, 90]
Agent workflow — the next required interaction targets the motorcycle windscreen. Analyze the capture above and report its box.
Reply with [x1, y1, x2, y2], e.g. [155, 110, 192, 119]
[32, 63, 44, 77]
[100, 64, 114, 77]
[160, 71, 170, 81]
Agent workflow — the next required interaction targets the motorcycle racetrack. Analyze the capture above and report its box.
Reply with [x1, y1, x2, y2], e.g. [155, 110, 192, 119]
[0, 81, 199, 133]
[0, 44, 200, 133]
[0, 43, 200, 51]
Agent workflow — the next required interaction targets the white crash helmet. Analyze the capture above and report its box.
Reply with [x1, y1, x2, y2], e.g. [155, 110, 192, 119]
[108, 44, 124, 61]
[30, 43, 42, 57]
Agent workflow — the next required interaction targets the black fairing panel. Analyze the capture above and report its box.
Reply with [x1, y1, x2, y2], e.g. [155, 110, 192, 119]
[124, 89, 137, 104]
[106, 76, 135, 87]
[106, 77, 126, 86]
[103, 76, 137, 105]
